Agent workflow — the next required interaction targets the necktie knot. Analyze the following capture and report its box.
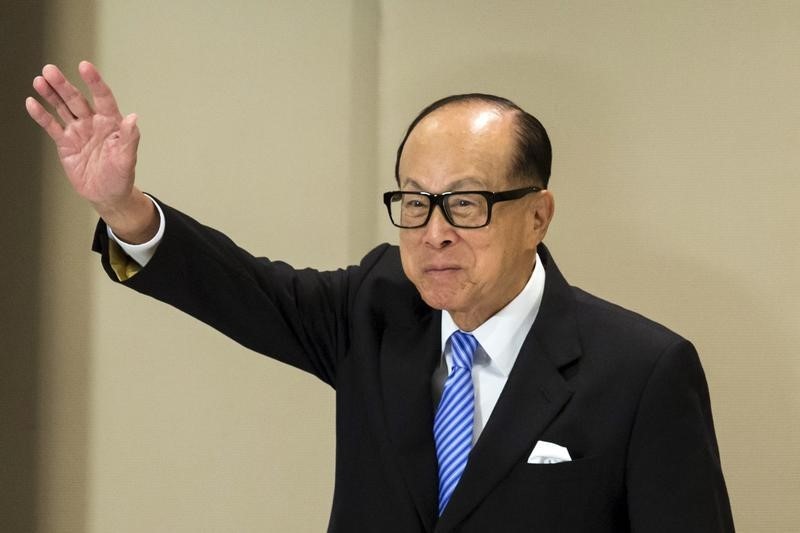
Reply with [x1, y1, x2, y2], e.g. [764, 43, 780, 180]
[450, 331, 477, 370]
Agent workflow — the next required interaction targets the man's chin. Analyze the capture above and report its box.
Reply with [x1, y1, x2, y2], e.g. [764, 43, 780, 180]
[418, 291, 462, 313]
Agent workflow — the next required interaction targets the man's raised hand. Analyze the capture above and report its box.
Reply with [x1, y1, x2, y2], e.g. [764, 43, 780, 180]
[26, 61, 157, 243]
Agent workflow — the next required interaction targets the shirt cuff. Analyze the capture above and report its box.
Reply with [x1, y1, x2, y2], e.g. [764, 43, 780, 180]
[106, 194, 165, 268]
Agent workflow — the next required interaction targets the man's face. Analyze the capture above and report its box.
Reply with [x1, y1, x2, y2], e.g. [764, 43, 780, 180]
[397, 103, 553, 331]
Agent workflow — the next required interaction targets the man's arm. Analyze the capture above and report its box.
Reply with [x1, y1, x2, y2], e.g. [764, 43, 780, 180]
[626, 340, 735, 532]
[91, 200, 395, 387]
[26, 61, 157, 243]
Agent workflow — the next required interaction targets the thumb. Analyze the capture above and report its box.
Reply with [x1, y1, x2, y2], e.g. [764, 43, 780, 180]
[120, 112, 140, 153]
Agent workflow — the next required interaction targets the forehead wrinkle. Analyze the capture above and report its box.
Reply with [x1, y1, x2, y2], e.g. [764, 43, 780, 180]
[400, 176, 488, 193]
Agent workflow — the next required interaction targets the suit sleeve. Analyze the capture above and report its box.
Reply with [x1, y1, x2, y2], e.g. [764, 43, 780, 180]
[91, 200, 390, 388]
[626, 340, 735, 532]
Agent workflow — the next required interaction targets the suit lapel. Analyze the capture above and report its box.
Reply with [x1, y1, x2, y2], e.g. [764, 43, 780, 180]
[435, 245, 583, 532]
[380, 311, 441, 532]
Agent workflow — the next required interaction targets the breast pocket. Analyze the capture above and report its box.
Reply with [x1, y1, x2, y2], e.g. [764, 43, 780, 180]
[470, 455, 622, 532]
[512, 454, 606, 484]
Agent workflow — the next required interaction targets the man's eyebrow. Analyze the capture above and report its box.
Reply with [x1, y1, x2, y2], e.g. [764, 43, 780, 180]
[400, 177, 487, 192]
[401, 178, 425, 190]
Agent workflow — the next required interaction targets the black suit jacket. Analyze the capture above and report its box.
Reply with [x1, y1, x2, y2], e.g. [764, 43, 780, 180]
[93, 202, 734, 532]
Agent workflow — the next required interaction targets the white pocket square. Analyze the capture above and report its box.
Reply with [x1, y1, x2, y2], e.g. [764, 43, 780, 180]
[527, 440, 572, 464]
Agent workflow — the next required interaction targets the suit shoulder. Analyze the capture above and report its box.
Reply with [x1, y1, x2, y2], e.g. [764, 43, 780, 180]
[570, 285, 690, 354]
[564, 287, 705, 408]
[352, 243, 413, 297]
[354, 243, 406, 285]
[358, 243, 399, 269]
[352, 244, 429, 325]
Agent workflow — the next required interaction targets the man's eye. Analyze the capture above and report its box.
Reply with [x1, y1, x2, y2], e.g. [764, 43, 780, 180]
[451, 197, 478, 210]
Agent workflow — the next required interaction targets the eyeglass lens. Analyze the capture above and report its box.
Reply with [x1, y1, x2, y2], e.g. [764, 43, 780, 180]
[390, 193, 489, 228]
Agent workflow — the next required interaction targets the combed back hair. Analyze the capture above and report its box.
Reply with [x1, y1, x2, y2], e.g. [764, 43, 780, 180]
[394, 93, 552, 187]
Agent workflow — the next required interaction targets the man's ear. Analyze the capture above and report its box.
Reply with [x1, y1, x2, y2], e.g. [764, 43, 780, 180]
[532, 190, 555, 240]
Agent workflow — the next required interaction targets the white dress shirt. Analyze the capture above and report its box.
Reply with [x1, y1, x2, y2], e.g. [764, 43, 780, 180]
[435, 255, 545, 443]
[107, 195, 165, 266]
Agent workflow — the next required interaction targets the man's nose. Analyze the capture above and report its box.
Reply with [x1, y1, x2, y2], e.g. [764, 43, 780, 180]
[423, 205, 456, 248]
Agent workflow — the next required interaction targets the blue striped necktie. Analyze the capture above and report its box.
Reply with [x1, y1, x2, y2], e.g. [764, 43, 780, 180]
[434, 330, 478, 515]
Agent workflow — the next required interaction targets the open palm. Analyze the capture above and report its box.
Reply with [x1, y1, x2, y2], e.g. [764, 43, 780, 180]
[26, 61, 139, 209]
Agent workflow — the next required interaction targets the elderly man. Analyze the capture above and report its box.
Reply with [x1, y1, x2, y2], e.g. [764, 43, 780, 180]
[27, 62, 734, 532]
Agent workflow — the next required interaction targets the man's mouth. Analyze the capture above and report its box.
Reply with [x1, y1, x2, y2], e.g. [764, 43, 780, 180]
[424, 265, 461, 274]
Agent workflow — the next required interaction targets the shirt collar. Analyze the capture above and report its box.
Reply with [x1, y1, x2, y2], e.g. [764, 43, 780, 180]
[440, 252, 546, 377]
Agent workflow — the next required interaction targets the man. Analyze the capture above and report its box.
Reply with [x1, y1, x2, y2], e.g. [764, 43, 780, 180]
[27, 62, 734, 532]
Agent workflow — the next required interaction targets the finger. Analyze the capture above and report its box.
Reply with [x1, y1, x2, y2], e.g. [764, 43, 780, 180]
[32, 75, 75, 124]
[41, 64, 93, 119]
[119, 113, 141, 155]
[26, 97, 64, 141]
[79, 61, 122, 119]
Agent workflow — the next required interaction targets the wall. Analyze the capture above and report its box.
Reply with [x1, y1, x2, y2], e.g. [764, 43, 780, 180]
[12, 1, 799, 531]
[86, 1, 377, 531]
[1, 2, 46, 531]
[2, 1, 95, 531]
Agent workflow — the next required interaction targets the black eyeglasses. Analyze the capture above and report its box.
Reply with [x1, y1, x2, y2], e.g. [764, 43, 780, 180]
[383, 186, 543, 229]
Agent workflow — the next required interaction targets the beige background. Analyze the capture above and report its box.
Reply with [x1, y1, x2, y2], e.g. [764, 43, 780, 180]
[3, 1, 798, 531]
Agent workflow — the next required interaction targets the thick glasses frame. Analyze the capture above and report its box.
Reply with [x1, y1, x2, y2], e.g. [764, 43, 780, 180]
[383, 186, 543, 229]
